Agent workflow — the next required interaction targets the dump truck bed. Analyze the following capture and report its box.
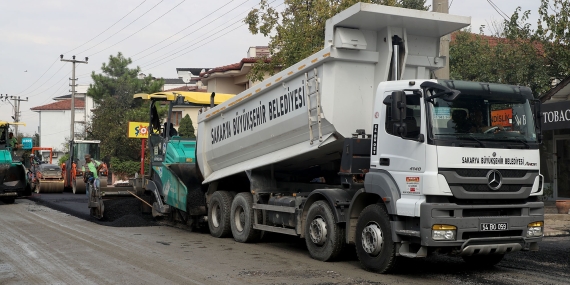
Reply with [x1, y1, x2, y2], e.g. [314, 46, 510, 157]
[196, 3, 470, 183]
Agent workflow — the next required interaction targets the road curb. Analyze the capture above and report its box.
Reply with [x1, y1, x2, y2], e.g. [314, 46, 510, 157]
[544, 229, 570, 237]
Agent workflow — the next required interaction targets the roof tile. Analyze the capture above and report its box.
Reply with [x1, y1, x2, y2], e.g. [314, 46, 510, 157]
[30, 99, 85, 111]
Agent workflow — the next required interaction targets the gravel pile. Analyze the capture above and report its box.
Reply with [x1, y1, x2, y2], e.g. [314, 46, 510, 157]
[100, 198, 157, 227]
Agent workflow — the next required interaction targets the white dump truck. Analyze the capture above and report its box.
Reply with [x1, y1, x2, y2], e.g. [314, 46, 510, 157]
[140, 3, 544, 273]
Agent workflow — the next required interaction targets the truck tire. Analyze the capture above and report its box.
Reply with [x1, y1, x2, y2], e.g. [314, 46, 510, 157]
[304, 201, 344, 261]
[208, 191, 233, 238]
[230, 192, 262, 243]
[355, 204, 398, 273]
[462, 254, 504, 267]
[1, 197, 16, 204]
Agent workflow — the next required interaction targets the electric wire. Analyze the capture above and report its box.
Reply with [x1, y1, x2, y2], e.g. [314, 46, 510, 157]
[486, 0, 568, 70]
[144, 1, 284, 71]
[89, 0, 187, 57]
[77, 0, 166, 55]
[26, 63, 69, 98]
[131, 0, 243, 59]
[139, 0, 278, 69]
[64, 0, 148, 55]
[12, 58, 59, 96]
[140, 17, 246, 68]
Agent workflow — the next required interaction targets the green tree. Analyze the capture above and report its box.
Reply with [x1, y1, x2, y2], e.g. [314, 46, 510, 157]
[450, 0, 570, 97]
[245, 0, 428, 81]
[450, 7, 552, 96]
[178, 114, 196, 138]
[87, 52, 164, 162]
[536, 0, 570, 84]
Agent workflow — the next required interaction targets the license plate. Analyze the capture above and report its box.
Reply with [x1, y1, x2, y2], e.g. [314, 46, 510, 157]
[480, 223, 508, 231]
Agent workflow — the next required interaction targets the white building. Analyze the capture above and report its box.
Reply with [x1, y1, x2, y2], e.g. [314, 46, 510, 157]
[30, 85, 95, 159]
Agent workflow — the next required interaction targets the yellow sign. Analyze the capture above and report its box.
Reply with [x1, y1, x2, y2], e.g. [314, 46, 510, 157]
[128, 122, 149, 139]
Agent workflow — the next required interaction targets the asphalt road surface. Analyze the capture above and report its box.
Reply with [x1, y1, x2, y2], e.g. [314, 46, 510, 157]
[0, 197, 568, 285]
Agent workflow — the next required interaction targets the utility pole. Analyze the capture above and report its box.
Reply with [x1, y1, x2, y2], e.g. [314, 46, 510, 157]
[0, 94, 28, 137]
[60, 55, 88, 142]
[433, 0, 450, 79]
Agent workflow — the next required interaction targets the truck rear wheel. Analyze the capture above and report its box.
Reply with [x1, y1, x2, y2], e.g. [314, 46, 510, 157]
[230, 192, 262, 243]
[355, 204, 398, 274]
[462, 254, 504, 267]
[208, 191, 233, 238]
[1, 197, 16, 204]
[304, 201, 344, 261]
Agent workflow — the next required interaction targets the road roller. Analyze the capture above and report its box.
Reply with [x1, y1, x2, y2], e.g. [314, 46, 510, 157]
[62, 140, 108, 194]
[31, 163, 65, 193]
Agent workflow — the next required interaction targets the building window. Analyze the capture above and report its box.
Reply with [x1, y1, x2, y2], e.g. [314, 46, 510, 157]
[170, 111, 183, 126]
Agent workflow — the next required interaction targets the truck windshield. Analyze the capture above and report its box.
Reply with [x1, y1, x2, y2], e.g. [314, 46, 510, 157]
[428, 94, 537, 144]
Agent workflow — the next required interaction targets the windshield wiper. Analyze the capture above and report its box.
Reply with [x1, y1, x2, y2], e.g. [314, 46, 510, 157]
[498, 137, 530, 149]
[457, 134, 486, 148]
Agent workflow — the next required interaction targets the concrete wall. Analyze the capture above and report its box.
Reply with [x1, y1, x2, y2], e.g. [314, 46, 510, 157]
[206, 78, 246, 95]
[38, 110, 74, 153]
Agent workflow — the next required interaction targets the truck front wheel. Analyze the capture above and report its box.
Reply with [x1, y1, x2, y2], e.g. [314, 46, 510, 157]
[208, 191, 233, 238]
[355, 204, 398, 273]
[230, 192, 262, 243]
[304, 201, 344, 261]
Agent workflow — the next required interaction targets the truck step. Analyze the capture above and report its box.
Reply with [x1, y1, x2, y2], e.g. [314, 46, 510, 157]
[253, 224, 297, 236]
[395, 230, 420, 237]
[253, 204, 296, 213]
[398, 242, 427, 258]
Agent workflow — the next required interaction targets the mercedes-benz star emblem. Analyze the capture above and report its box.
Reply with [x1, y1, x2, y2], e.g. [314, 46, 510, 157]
[486, 170, 502, 190]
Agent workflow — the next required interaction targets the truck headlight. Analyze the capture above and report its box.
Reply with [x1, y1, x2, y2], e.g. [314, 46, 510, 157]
[527, 221, 543, 237]
[432, 224, 457, 241]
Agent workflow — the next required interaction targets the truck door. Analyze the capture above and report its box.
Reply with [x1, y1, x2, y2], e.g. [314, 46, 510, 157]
[371, 91, 426, 216]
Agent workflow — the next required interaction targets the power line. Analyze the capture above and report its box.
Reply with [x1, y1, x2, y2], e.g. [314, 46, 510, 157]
[77, 0, 166, 55]
[144, 17, 270, 71]
[139, 0, 276, 68]
[485, 0, 568, 71]
[141, 17, 245, 68]
[64, 0, 149, 54]
[12, 57, 59, 96]
[26, 63, 68, 98]
[131, 0, 243, 59]
[486, 0, 509, 21]
[27, 71, 72, 100]
[90, 0, 187, 57]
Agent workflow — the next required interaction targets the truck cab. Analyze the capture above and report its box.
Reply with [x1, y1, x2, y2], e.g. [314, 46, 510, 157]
[362, 79, 543, 264]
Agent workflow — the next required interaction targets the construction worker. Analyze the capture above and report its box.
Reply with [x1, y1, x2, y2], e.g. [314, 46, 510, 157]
[8, 132, 18, 149]
[83, 154, 103, 197]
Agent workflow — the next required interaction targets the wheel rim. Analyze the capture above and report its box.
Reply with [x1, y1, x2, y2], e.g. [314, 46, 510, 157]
[361, 222, 383, 256]
[234, 206, 245, 233]
[309, 217, 328, 246]
[211, 202, 221, 228]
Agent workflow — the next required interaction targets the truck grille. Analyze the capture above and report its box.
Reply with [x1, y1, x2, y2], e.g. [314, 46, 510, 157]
[462, 184, 532, 193]
[462, 230, 523, 239]
[453, 169, 530, 178]
[463, 208, 522, 217]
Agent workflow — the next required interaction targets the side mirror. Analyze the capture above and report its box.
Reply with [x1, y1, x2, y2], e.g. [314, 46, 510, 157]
[533, 100, 542, 119]
[532, 99, 543, 144]
[391, 91, 406, 122]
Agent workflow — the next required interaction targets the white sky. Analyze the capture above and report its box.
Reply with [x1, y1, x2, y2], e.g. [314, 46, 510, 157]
[0, 0, 540, 135]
